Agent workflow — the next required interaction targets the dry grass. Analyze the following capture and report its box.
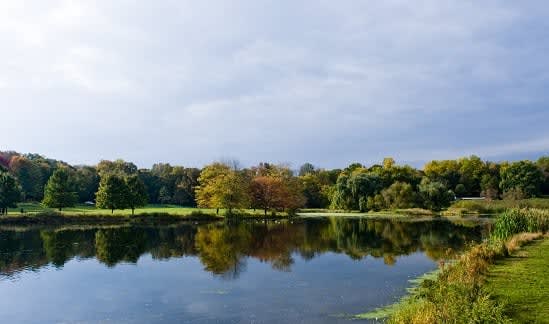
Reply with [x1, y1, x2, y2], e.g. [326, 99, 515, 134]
[505, 232, 543, 253]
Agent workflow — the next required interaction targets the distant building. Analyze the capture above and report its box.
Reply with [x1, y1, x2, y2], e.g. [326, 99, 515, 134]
[458, 197, 486, 201]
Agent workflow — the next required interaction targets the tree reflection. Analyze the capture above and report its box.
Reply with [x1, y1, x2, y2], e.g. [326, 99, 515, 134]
[95, 227, 147, 267]
[0, 218, 489, 279]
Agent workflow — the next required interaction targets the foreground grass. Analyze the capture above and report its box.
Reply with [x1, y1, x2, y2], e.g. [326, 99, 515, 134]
[485, 238, 549, 323]
[358, 208, 549, 323]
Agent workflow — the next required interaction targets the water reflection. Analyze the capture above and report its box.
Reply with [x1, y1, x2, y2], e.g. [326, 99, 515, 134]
[0, 218, 488, 279]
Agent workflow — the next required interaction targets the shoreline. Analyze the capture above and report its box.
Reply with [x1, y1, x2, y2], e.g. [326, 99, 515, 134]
[0, 210, 494, 226]
[355, 208, 549, 323]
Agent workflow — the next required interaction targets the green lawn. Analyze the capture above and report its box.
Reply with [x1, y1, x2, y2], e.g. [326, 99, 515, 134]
[485, 238, 549, 323]
[6, 202, 280, 217]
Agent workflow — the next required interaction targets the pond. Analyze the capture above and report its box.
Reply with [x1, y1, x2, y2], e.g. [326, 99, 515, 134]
[0, 217, 490, 323]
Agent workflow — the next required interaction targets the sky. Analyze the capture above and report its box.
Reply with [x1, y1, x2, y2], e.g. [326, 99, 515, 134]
[1, 0, 548, 169]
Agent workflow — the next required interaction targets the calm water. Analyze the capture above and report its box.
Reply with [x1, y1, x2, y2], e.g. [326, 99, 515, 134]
[0, 217, 489, 323]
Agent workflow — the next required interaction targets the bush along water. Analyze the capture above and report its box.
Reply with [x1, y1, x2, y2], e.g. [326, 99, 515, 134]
[385, 208, 549, 324]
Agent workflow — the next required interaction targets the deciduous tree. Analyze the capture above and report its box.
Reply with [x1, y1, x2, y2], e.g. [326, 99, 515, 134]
[500, 161, 544, 198]
[196, 163, 250, 214]
[418, 178, 454, 211]
[250, 176, 284, 215]
[126, 175, 148, 215]
[381, 182, 416, 209]
[96, 175, 128, 213]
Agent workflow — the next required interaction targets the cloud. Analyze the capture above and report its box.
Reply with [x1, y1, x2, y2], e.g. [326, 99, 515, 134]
[1, 0, 548, 168]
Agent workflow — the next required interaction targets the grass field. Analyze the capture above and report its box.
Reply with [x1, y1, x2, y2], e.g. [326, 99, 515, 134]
[6, 202, 283, 217]
[485, 238, 549, 323]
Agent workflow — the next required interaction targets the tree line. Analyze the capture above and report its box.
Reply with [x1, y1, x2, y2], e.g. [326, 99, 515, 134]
[1, 150, 548, 214]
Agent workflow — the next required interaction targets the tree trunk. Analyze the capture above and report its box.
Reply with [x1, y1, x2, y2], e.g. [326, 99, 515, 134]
[216, 208, 219, 215]
[112, 208, 114, 214]
[264, 208, 267, 215]
[132, 208, 135, 216]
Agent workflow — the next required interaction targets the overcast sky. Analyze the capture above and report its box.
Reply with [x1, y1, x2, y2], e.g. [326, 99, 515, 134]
[1, 1, 548, 169]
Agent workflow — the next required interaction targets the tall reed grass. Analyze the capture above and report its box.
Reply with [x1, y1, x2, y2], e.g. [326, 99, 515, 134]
[492, 208, 549, 240]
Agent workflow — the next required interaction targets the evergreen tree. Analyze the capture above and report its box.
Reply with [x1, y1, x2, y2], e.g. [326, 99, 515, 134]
[0, 171, 21, 215]
[42, 168, 77, 211]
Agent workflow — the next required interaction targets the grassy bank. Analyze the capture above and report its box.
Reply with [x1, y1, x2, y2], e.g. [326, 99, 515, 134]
[485, 238, 549, 323]
[7, 203, 291, 217]
[1, 203, 292, 225]
[298, 208, 437, 218]
[358, 208, 549, 323]
[0, 211, 223, 226]
[445, 198, 549, 216]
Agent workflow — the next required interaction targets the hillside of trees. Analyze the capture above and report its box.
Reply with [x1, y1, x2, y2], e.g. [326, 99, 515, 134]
[1, 151, 548, 214]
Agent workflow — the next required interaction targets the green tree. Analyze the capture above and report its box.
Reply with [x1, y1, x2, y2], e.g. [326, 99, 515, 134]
[42, 168, 78, 211]
[419, 178, 454, 211]
[480, 174, 499, 200]
[299, 173, 330, 208]
[125, 175, 148, 215]
[172, 167, 200, 206]
[158, 186, 172, 204]
[454, 184, 467, 197]
[423, 159, 461, 191]
[298, 163, 316, 176]
[9, 155, 51, 201]
[500, 161, 544, 198]
[97, 159, 138, 177]
[537, 156, 549, 195]
[96, 175, 128, 213]
[458, 155, 486, 196]
[0, 172, 21, 215]
[366, 194, 385, 211]
[74, 166, 99, 202]
[381, 182, 416, 209]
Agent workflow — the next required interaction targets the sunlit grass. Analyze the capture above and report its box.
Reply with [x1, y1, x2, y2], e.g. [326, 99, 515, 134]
[6, 202, 286, 217]
[363, 208, 549, 324]
[485, 238, 549, 323]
